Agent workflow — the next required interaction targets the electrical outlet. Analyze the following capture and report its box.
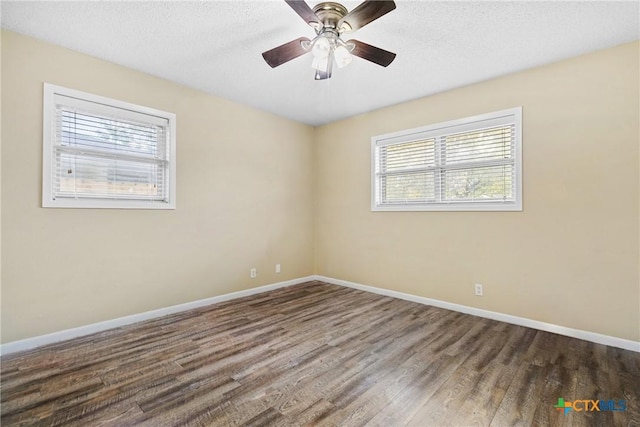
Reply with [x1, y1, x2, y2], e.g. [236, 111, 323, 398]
[275, 264, 281, 273]
[250, 268, 257, 279]
[474, 284, 483, 296]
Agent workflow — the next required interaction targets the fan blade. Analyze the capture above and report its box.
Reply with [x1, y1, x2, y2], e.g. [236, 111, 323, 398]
[262, 37, 311, 68]
[285, 0, 320, 26]
[338, 0, 396, 33]
[349, 40, 396, 67]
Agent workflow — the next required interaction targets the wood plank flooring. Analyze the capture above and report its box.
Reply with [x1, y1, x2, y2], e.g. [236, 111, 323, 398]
[1, 281, 639, 426]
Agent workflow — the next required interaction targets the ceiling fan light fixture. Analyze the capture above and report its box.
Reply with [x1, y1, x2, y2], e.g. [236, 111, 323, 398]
[311, 35, 331, 58]
[334, 38, 354, 68]
[311, 53, 329, 71]
[263, 1, 397, 79]
[334, 44, 352, 68]
[309, 32, 352, 71]
[315, 48, 334, 80]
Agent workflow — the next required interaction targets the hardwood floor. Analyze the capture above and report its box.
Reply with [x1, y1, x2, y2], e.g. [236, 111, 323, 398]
[1, 281, 639, 426]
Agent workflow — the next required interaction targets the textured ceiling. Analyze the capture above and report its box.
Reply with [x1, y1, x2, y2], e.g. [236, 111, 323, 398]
[2, 1, 639, 126]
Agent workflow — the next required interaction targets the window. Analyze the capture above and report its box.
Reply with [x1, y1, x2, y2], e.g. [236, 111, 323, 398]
[43, 83, 176, 209]
[372, 107, 522, 211]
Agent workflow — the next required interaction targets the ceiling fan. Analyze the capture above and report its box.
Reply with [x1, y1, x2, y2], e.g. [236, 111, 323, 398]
[262, 0, 397, 80]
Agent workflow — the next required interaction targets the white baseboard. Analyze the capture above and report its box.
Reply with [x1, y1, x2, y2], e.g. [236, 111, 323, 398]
[0, 276, 315, 356]
[4, 274, 638, 355]
[315, 275, 640, 353]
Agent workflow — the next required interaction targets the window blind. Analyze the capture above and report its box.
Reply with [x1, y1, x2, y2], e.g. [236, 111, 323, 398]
[379, 139, 436, 203]
[372, 107, 522, 211]
[54, 106, 168, 201]
[43, 84, 175, 209]
[441, 124, 515, 203]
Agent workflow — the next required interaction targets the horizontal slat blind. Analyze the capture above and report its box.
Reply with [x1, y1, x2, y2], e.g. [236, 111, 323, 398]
[381, 172, 435, 203]
[444, 125, 514, 166]
[379, 139, 436, 203]
[380, 139, 435, 172]
[373, 108, 521, 211]
[441, 124, 515, 203]
[443, 164, 514, 202]
[52, 103, 169, 202]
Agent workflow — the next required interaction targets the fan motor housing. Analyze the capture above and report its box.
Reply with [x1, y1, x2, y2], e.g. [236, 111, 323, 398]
[312, 2, 348, 29]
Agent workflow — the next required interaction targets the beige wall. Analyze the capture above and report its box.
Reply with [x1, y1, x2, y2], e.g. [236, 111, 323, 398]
[315, 41, 640, 342]
[0, 31, 3, 343]
[2, 31, 638, 345]
[1, 31, 315, 343]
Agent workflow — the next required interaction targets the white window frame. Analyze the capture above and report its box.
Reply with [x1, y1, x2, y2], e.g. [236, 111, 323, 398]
[371, 107, 522, 212]
[43, 83, 176, 209]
